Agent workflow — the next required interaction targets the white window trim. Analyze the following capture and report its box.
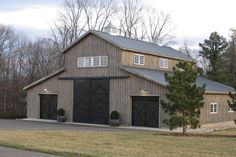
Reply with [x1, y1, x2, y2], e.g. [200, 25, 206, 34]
[134, 54, 145, 65]
[159, 58, 169, 69]
[228, 106, 234, 113]
[77, 56, 108, 68]
[210, 102, 218, 114]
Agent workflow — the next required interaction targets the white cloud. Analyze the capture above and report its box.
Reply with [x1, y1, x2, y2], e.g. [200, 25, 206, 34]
[1, 0, 236, 44]
[0, 5, 60, 30]
[145, 0, 236, 38]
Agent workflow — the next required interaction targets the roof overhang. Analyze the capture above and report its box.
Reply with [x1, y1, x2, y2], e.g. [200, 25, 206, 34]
[120, 66, 235, 95]
[23, 68, 65, 90]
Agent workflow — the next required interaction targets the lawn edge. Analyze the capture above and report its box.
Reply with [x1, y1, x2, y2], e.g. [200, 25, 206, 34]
[0, 142, 94, 157]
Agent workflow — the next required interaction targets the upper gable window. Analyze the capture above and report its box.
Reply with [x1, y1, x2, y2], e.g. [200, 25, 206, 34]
[77, 56, 108, 68]
[159, 58, 169, 69]
[134, 54, 145, 65]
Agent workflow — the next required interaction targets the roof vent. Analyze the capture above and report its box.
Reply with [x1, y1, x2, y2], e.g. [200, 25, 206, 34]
[103, 21, 119, 35]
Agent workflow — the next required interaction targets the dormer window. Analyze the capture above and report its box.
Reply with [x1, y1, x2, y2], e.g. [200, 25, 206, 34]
[159, 58, 169, 69]
[134, 54, 144, 65]
[77, 56, 108, 68]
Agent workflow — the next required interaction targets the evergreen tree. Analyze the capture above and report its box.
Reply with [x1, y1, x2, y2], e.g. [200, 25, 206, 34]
[161, 61, 205, 134]
[222, 29, 236, 87]
[227, 91, 236, 111]
[199, 32, 228, 82]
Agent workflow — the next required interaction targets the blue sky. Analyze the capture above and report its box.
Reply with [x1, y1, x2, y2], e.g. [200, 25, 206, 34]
[0, 0, 236, 46]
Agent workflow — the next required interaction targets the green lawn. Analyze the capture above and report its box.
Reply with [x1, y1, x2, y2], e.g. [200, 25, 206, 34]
[0, 130, 235, 157]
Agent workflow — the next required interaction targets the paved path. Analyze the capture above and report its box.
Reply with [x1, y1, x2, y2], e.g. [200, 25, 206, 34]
[0, 119, 137, 132]
[0, 146, 60, 157]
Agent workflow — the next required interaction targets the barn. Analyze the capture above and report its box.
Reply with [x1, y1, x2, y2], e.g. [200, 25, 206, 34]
[23, 30, 236, 127]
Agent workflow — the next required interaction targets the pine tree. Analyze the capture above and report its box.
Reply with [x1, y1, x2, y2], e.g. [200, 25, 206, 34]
[228, 91, 236, 111]
[222, 29, 236, 87]
[199, 32, 228, 82]
[161, 61, 205, 134]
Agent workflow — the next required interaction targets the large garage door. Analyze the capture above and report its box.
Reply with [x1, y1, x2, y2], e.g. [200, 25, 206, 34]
[73, 79, 109, 125]
[40, 94, 57, 120]
[132, 96, 159, 127]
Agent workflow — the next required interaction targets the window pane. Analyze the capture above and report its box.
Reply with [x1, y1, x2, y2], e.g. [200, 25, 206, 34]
[100, 56, 108, 66]
[228, 105, 233, 112]
[164, 59, 169, 68]
[93, 56, 100, 67]
[134, 55, 139, 64]
[210, 104, 213, 112]
[77, 57, 84, 67]
[85, 57, 92, 67]
[160, 58, 164, 68]
[140, 55, 144, 64]
[214, 104, 216, 112]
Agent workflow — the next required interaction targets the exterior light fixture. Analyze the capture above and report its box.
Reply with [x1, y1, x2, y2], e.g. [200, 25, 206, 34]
[44, 88, 48, 91]
[140, 89, 148, 96]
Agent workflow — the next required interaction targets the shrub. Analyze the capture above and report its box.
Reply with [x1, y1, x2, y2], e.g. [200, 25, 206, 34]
[110, 111, 120, 120]
[57, 108, 65, 116]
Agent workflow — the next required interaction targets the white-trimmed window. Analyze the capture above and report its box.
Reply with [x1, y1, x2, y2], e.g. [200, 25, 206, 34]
[134, 54, 145, 65]
[77, 56, 108, 68]
[228, 105, 234, 112]
[210, 103, 218, 114]
[159, 58, 169, 69]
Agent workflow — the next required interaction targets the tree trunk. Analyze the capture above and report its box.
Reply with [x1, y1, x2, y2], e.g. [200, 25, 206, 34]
[182, 115, 187, 134]
[183, 124, 186, 134]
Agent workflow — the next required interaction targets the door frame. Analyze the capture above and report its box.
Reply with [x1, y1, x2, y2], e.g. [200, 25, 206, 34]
[131, 96, 160, 128]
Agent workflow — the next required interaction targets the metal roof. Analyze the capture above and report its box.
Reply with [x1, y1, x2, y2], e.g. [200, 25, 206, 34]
[92, 30, 195, 61]
[62, 30, 195, 62]
[23, 68, 65, 90]
[121, 66, 235, 94]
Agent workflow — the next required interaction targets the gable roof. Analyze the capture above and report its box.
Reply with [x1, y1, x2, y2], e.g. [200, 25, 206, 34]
[63, 30, 195, 62]
[23, 68, 65, 90]
[121, 66, 235, 94]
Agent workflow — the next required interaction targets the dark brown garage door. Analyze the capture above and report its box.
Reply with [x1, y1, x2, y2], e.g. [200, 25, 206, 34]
[40, 94, 57, 120]
[132, 96, 159, 128]
[73, 79, 109, 125]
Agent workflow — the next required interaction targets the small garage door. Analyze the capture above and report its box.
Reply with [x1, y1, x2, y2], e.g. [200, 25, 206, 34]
[40, 94, 57, 120]
[132, 96, 159, 127]
[73, 79, 109, 125]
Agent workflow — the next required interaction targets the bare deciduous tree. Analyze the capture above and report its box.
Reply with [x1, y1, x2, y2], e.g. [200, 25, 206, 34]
[79, 0, 117, 30]
[51, 0, 85, 50]
[118, 0, 143, 38]
[142, 9, 175, 45]
[51, 0, 117, 51]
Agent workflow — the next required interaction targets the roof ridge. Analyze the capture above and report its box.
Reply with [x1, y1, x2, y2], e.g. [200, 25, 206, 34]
[95, 30, 166, 49]
[92, 30, 191, 57]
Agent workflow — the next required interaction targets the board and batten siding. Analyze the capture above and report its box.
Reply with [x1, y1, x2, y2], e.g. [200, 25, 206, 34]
[200, 94, 236, 124]
[110, 72, 168, 126]
[63, 33, 169, 126]
[122, 50, 179, 71]
[64, 34, 127, 77]
[26, 72, 73, 121]
[26, 33, 128, 122]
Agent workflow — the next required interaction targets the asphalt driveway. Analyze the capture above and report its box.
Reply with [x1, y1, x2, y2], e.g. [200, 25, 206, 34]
[0, 119, 135, 132]
[0, 146, 60, 157]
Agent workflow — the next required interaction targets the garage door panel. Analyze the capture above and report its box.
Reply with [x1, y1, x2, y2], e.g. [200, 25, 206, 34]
[40, 95, 57, 120]
[132, 96, 159, 128]
[73, 79, 109, 125]
[132, 102, 145, 126]
[75, 110, 90, 123]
